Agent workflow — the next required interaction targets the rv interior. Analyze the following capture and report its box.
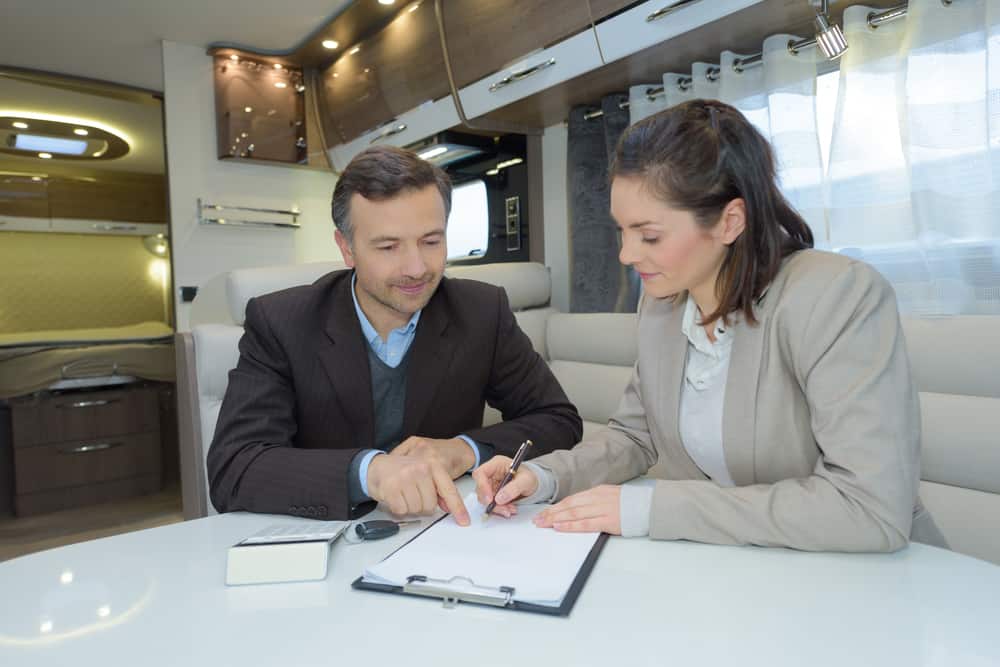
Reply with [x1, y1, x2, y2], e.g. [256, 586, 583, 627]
[1, 0, 999, 662]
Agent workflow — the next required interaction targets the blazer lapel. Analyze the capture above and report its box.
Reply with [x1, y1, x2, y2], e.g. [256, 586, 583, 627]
[653, 297, 709, 480]
[722, 299, 770, 486]
[319, 277, 375, 449]
[401, 285, 457, 436]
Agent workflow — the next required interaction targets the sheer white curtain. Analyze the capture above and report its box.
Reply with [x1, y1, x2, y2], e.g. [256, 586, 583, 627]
[830, 0, 1000, 314]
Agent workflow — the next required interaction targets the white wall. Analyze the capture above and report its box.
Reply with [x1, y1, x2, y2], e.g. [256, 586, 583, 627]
[541, 122, 570, 312]
[161, 41, 341, 331]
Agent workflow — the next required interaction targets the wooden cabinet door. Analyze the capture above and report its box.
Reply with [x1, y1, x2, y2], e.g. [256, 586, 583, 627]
[440, 0, 595, 90]
[588, 0, 641, 22]
[320, 2, 451, 145]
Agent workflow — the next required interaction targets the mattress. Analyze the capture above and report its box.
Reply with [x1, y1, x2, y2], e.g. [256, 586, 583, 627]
[0, 322, 175, 399]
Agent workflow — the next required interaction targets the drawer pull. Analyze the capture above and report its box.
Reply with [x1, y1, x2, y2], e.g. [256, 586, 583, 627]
[369, 123, 408, 144]
[61, 398, 120, 409]
[60, 442, 122, 455]
[92, 223, 138, 232]
[488, 58, 556, 93]
[647, 0, 702, 22]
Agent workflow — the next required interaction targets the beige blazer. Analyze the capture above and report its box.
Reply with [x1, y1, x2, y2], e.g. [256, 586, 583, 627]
[534, 250, 943, 552]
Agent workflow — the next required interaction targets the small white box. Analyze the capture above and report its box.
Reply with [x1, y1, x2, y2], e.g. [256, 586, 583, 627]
[225, 522, 347, 586]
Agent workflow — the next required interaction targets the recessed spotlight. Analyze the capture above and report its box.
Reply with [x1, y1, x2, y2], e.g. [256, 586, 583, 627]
[73, 128, 89, 136]
[38, 152, 52, 159]
[273, 63, 283, 70]
[379, 0, 396, 5]
[349, 46, 360, 55]
[244, 106, 253, 113]
[229, 54, 239, 61]
[12, 121, 28, 129]
[274, 81, 287, 89]
[333, 72, 340, 78]
[31, 176, 42, 182]
[322, 39, 339, 50]
[240, 132, 248, 138]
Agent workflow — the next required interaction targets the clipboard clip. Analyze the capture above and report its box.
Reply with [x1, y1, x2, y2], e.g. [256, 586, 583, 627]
[404, 575, 515, 609]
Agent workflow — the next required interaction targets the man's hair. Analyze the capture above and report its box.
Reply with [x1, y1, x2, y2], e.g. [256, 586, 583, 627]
[331, 145, 452, 242]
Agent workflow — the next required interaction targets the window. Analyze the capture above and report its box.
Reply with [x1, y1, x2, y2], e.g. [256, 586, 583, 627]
[446, 179, 489, 261]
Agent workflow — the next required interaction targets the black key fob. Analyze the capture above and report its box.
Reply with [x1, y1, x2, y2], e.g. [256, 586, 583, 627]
[355, 520, 400, 541]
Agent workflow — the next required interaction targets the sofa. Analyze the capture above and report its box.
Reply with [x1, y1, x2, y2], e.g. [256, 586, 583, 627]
[175, 261, 1000, 564]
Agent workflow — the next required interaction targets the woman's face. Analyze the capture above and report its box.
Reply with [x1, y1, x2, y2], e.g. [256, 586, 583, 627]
[610, 175, 740, 301]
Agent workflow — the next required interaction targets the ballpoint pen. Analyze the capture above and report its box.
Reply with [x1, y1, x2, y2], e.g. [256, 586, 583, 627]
[483, 439, 533, 518]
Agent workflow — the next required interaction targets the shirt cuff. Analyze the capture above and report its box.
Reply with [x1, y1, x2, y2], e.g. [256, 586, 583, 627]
[619, 484, 653, 538]
[457, 435, 487, 471]
[357, 450, 383, 499]
[518, 462, 558, 505]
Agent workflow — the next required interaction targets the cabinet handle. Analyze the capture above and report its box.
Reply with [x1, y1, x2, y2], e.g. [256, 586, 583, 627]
[647, 0, 702, 22]
[60, 442, 122, 455]
[488, 58, 557, 93]
[370, 123, 408, 144]
[92, 223, 138, 231]
[60, 398, 120, 409]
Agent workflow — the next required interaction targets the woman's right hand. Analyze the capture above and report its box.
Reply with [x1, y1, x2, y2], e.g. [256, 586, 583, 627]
[472, 455, 539, 518]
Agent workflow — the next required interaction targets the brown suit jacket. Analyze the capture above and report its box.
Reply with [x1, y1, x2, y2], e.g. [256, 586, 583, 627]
[208, 270, 582, 520]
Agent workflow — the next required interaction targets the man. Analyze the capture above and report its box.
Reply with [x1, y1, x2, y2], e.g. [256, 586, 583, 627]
[207, 145, 582, 524]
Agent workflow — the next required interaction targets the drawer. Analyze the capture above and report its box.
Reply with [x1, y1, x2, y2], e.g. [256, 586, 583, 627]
[457, 29, 603, 120]
[594, 0, 763, 64]
[15, 473, 160, 517]
[328, 96, 461, 172]
[11, 386, 160, 448]
[13, 431, 161, 494]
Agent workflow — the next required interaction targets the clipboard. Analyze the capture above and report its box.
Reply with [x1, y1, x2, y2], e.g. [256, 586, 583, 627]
[352, 515, 610, 616]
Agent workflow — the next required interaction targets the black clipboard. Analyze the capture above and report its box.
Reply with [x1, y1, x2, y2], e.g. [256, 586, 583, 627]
[351, 514, 610, 616]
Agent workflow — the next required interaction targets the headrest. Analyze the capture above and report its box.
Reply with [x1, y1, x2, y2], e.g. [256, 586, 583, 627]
[226, 261, 346, 325]
[445, 262, 550, 311]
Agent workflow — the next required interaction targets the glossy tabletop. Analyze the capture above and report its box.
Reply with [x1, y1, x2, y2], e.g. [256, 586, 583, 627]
[2, 478, 999, 667]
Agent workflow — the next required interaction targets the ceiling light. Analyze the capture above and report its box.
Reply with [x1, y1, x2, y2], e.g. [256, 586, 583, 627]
[244, 106, 253, 113]
[322, 39, 339, 49]
[349, 46, 360, 55]
[38, 152, 52, 159]
[31, 176, 42, 182]
[229, 54, 239, 61]
[409, 3, 420, 12]
[273, 63, 283, 70]
[0, 111, 133, 158]
[379, 0, 396, 5]
[12, 121, 28, 129]
[812, 0, 848, 60]
[418, 146, 448, 160]
[73, 128, 89, 136]
[274, 81, 287, 89]
[15, 134, 88, 155]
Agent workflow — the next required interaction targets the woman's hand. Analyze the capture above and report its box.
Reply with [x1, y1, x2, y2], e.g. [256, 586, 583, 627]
[471, 455, 539, 518]
[534, 485, 622, 535]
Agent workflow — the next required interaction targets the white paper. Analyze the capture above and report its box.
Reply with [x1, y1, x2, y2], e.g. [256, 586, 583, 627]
[363, 494, 600, 605]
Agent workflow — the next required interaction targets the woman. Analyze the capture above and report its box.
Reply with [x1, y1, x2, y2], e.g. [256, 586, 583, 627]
[474, 99, 943, 552]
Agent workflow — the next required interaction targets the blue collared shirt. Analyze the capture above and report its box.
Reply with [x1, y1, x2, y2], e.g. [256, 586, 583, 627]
[351, 275, 483, 497]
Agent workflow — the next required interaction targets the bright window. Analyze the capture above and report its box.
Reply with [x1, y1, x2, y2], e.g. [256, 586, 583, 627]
[446, 180, 489, 260]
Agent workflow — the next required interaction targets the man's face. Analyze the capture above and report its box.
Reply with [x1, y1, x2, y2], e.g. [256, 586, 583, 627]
[335, 184, 448, 324]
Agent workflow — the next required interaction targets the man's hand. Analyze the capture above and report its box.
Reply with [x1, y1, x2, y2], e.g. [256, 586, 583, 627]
[471, 455, 539, 519]
[391, 436, 476, 480]
[366, 452, 470, 525]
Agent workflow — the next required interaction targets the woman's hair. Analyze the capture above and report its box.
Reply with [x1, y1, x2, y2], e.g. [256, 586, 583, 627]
[610, 99, 813, 325]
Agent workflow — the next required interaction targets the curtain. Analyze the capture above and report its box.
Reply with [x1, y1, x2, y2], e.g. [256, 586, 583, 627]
[567, 93, 640, 313]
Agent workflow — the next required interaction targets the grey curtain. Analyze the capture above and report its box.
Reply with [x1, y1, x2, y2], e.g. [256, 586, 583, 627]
[567, 93, 641, 313]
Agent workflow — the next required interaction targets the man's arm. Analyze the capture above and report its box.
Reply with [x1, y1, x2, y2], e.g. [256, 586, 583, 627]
[206, 297, 370, 520]
[462, 289, 583, 459]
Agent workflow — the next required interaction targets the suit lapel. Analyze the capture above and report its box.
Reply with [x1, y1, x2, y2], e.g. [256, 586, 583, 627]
[401, 284, 457, 436]
[318, 276, 375, 449]
[722, 299, 770, 486]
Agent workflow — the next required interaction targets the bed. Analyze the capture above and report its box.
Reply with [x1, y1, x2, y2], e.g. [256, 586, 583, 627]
[0, 321, 175, 399]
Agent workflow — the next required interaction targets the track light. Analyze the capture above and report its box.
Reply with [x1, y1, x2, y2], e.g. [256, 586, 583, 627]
[812, 0, 848, 60]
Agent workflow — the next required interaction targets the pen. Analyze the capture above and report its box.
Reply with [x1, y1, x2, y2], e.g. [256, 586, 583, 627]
[484, 439, 533, 517]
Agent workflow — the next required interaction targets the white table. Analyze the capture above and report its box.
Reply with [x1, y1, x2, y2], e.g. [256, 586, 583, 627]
[2, 478, 999, 667]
